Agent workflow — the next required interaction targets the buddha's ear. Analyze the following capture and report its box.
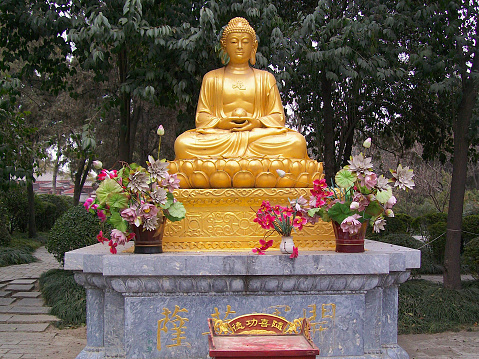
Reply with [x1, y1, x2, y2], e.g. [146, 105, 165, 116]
[250, 41, 258, 65]
[250, 49, 257, 65]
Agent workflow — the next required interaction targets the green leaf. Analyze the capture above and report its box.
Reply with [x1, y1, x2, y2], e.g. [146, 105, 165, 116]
[96, 179, 124, 204]
[376, 188, 393, 204]
[106, 192, 129, 210]
[327, 202, 352, 224]
[165, 201, 186, 222]
[335, 169, 356, 189]
[109, 211, 128, 232]
[364, 201, 383, 218]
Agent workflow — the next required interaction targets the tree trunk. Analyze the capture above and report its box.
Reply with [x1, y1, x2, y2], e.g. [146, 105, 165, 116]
[321, 72, 336, 184]
[443, 75, 476, 289]
[73, 158, 92, 206]
[52, 157, 59, 195]
[27, 178, 36, 238]
[118, 48, 131, 162]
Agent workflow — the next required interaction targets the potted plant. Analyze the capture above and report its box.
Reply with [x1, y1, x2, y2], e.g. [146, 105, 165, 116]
[305, 138, 415, 252]
[84, 126, 186, 254]
[252, 200, 306, 257]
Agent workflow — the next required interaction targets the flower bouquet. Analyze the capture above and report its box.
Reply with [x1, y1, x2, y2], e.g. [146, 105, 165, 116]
[252, 200, 306, 258]
[84, 127, 186, 254]
[306, 138, 414, 252]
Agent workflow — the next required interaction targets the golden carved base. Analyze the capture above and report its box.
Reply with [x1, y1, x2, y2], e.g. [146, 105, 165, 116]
[163, 188, 335, 252]
[169, 158, 323, 189]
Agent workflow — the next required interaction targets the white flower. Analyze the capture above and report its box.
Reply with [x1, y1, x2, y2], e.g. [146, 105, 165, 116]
[385, 195, 397, 209]
[143, 216, 159, 231]
[363, 138, 371, 148]
[350, 201, 360, 210]
[127, 171, 150, 193]
[157, 125, 165, 136]
[376, 175, 391, 191]
[385, 209, 395, 217]
[147, 155, 169, 181]
[92, 160, 103, 170]
[276, 169, 286, 178]
[151, 185, 167, 205]
[348, 153, 373, 177]
[373, 217, 387, 233]
[390, 164, 415, 190]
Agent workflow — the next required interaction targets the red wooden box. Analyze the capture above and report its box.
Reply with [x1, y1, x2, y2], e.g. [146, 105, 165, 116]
[208, 314, 319, 359]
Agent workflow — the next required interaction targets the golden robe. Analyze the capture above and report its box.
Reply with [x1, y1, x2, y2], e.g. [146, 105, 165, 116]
[174, 68, 308, 159]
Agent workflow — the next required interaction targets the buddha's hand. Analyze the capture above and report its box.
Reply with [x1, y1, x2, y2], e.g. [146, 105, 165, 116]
[230, 117, 260, 132]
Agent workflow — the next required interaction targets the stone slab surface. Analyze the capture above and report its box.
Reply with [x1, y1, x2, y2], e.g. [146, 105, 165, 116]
[0, 290, 10, 297]
[5, 284, 34, 291]
[6, 306, 51, 314]
[15, 297, 44, 306]
[4, 314, 59, 323]
[0, 323, 50, 332]
[11, 291, 41, 298]
[0, 298, 15, 306]
[9, 279, 36, 285]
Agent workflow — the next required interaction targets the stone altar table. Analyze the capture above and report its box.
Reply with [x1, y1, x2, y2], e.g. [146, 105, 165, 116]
[65, 240, 420, 359]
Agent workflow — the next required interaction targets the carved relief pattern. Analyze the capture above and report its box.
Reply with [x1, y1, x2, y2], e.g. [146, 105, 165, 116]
[164, 188, 336, 251]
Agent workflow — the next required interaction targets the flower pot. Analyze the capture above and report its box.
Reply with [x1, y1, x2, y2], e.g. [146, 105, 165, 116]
[280, 236, 295, 254]
[131, 217, 166, 254]
[332, 221, 367, 253]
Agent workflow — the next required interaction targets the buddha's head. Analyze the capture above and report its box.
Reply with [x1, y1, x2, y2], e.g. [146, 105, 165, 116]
[220, 17, 258, 65]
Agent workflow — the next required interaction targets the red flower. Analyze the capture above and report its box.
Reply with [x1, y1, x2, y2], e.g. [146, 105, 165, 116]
[252, 247, 266, 255]
[96, 230, 107, 243]
[290, 246, 299, 259]
[293, 216, 307, 230]
[109, 240, 118, 254]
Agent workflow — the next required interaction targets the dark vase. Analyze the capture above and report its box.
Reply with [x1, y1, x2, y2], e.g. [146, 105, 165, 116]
[332, 221, 367, 253]
[131, 216, 166, 254]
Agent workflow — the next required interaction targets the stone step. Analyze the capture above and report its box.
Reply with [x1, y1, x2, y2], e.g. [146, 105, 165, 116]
[0, 298, 15, 306]
[9, 279, 36, 285]
[15, 298, 44, 306]
[0, 305, 51, 314]
[4, 284, 34, 292]
[11, 291, 41, 298]
[0, 314, 59, 324]
[0, 323, 50, 332]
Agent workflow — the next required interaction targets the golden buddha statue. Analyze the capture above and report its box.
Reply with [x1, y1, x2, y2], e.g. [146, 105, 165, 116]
[170, 17, 322, 189]
[164, 18, 333, 252]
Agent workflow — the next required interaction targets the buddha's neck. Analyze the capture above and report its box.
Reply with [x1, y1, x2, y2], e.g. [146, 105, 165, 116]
[225, 63, 253, 75]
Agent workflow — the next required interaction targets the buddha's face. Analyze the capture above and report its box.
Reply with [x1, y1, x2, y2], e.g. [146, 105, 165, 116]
[225, 32, 255, 65]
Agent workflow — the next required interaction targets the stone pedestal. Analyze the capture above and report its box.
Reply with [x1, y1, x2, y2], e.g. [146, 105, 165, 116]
[65, 241, 420, 359]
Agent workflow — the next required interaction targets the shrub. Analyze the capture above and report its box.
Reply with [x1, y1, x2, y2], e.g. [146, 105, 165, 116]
[427, 222, 447, 265]
[0, 248, 36, 267]
[37, 194, 73, 231]
[47, 205, 102, 265]
[462, 215, 479, 244]
[35, 200, 57, 232]
[39, 269, 86, 327]
[374, 233, 441, 275]
[463, 237, 479, 279]
[412, 212, 448, 237]
[1, 184, 29, 233]
[399, 279, 479, 334]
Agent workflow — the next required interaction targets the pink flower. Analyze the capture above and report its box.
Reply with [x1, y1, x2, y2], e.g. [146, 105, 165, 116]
[293, 216, 307, 230]
[97, 169, 108, 181]
[139, 203, 159, 220]
[109, 170, 118, 179]
[97, 210, 106, 222]
[252, 247, 266, 255]
[340, 214, 362, 235]
[385, 209, 395, 217]
[352, 193, 370, 211]
[121, 207, 138, 224]
[162, 173, 180, 192]
[111, 229, 127, 245]
[290, 246, 299, 259]
[259, 239, 273, 249]
[83, 198, 94, 210]
[363, 173, 377, 189]
[385, 195, 397, 209]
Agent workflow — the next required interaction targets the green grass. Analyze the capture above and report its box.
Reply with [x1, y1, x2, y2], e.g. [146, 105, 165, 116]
[399, 279, 479, 334]
[0, 233, 43, 267]
[39, 269, 86, 328]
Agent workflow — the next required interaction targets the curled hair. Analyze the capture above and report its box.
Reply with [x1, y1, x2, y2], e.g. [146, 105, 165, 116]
[220, 17, 257, 48]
